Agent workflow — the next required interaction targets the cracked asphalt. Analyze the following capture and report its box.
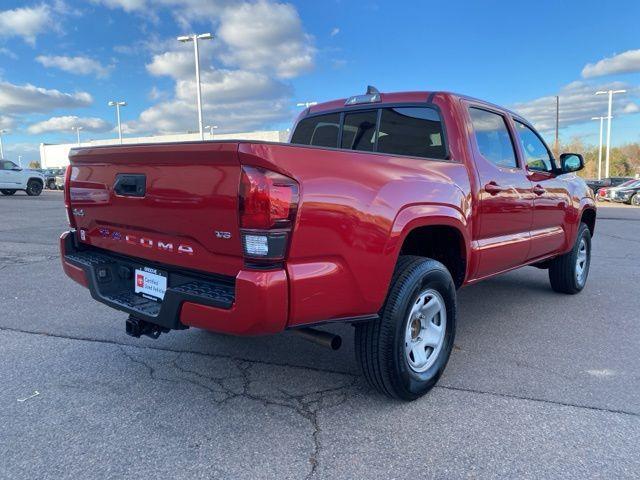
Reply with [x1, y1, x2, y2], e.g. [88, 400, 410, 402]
[1, 191, 639, 479]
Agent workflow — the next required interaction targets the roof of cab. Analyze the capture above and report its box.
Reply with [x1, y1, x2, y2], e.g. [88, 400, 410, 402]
[305, 89, 524, 122]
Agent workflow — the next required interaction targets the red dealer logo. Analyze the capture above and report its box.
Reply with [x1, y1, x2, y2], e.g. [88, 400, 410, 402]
[136, 274, 144, 288]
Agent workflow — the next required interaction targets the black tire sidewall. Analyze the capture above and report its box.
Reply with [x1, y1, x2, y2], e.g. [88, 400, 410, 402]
[574, 224, 591, 290]
[389, 263, 456, 398]
[27, 180, 42, 196]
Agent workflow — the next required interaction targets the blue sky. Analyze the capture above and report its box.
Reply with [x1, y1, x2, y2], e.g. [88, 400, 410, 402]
[1, 0, 639, 164]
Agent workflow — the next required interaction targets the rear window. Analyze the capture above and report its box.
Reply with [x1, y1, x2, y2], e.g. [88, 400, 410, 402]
[377, 107, 446, 159]
[290, 113, 340, 148]
[291, 105, 448, 160]
[341, 110, 377, 152]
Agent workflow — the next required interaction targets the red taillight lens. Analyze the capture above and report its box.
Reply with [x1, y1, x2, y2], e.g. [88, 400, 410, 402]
[239, 166, 299, 262]
[63, 167, 76, 229]
[239, 166, 299, 229]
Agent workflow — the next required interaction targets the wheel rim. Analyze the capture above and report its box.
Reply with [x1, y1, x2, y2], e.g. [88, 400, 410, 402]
[29, 182, 42, 195]
[404, 288, 446, 373]
[633, 195, 640, 206]
[575, 237, 589, 285]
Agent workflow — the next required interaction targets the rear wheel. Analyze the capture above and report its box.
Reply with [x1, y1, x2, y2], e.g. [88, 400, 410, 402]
[1, 189, 16, 196]
[631, 193, 640, 207]
[47, 179, 56, 189]
[548, 223, 591, 294]
[26, 180, 43, 196]
[355, 256, 456, 400]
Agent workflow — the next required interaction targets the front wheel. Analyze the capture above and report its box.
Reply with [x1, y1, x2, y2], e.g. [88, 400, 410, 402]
[630, 193, 640, 207]
[355, 256, 456, 400]
[548, 223, 591, 294]
[26, 180, 43, 196]
[1, 189, 16, 196]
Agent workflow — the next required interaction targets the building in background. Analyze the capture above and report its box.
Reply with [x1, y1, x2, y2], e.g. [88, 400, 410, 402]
[39, 130, 290, 168]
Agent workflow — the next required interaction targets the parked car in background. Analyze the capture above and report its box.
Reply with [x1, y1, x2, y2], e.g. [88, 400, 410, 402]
[0, 159, 45, 196]
[42, 168, 65, 189]
[597, 179, 639, 202]
[60, 88, 596, 400]
[611, 181, 640, 205]
[54, 168, 67, 190]
[586, 176, 634, 195]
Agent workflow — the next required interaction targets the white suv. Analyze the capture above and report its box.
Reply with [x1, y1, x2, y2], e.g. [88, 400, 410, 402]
[0, 160, 45, 196]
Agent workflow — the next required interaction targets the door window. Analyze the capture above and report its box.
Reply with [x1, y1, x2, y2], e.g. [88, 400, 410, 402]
[469, 108, 517, 168]
[514, 121, 554, 172]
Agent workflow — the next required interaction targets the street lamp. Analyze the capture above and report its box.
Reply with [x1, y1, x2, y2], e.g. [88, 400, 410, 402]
[0, 129, 6, 158]
[591, 116, 607, 181]
[178, 32, 213, 141]
[296, 101, 318, 108]
[108, 100, 127, 144]
[595, 89, 626, 178]
[205, 125, 218, 137]
[72, 126, 83, 146]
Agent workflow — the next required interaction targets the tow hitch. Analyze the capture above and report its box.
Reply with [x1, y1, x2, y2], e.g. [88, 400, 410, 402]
[125, 316, 170, 339]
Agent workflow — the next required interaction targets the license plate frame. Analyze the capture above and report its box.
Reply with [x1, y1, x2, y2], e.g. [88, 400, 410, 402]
[134, 266, 168, 302]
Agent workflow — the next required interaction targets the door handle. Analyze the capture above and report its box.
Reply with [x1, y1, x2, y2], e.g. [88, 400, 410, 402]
[484, 182, 505, 195]
[532, 184, 546, 196]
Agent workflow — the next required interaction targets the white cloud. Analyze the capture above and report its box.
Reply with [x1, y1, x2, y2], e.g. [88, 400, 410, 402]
[582, 49, 640, 78]
[28, 116, 112, 135]
[218, 1, 314, 78]
[92, 0, 148, 12]
[0, 81, 93, 114]
[125, 69, 291, 134]
[330, 27, 340, 37]
[36, 55, 112, 78]
[0, 115, 16, 129]
[0, 5, 53, 45]
[0, 47, 17, 59]
[511, 81, 640, 132]
[623, 103, 640, 114]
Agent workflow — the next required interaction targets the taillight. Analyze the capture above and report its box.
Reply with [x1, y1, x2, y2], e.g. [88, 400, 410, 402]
[239, 166, 299, 262]
[63, 167, 75, 229]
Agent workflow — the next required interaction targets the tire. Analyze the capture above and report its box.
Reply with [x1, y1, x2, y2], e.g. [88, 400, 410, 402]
[47, 179, 56, 190]
[630, 193, 640, 207]
[1, 189, 16, 196]
[26, 180, 43, 196]
[355, 256, 456, 400]
[548, 223, 591, 294]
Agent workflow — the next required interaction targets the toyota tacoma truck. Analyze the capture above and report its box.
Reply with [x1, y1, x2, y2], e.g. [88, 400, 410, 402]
[60, 88, 596, 400]
[1, 159, 45, 196]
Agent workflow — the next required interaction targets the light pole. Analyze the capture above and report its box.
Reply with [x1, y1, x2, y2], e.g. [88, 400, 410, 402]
[177, 33, 213, 140]
[18, 155, 22, 167]
[591, 116, 607, 181]
[595, 89, 626, 178]
[205, 125, 218, 138]
[108, 101, 127, 144]
[72, 126, 83, 146]
[296, 101, 318, 108]
[0, 129, 6, 158]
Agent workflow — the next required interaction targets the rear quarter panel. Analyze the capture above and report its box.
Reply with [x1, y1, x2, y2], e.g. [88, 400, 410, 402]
[238, 143, 471, 326]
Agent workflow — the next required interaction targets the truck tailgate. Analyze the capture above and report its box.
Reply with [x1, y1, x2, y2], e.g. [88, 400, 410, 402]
[68, 142, 243, 276]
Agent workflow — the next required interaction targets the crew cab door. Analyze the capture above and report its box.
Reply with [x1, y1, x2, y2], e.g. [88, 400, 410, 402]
[0, 160, 22, 188]
[511, 120, 570, 260]
[466, 105, 534, 279]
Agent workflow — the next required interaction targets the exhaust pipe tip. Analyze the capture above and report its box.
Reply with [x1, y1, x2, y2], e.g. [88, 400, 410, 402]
[293, 327, 342, 350]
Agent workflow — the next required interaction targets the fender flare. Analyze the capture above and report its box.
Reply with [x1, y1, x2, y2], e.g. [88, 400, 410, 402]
[384, 203, 472, 281]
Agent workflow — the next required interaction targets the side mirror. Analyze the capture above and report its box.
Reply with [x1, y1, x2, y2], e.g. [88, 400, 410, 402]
[560, 153, 584, 173]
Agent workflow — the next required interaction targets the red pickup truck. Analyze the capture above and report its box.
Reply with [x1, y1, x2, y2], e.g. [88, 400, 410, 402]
[60, 88, 596, 400]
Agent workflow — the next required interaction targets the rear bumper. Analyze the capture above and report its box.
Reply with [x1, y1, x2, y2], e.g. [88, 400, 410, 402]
[60, 231, 288, 335]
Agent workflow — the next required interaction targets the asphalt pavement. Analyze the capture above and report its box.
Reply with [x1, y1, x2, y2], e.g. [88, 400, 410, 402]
[1, 190, 638, 479]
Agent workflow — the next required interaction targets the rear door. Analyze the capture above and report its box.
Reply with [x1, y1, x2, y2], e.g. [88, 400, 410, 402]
[466, 105, 534, 278]
[68, 142, 244, 277]
[512, 120, 570, 260]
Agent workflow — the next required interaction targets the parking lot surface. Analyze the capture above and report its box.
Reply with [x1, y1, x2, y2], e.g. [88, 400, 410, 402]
[1, 191, 639, 479]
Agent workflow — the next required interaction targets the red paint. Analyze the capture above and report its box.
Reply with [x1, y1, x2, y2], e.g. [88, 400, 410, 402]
[62, 91, 595, 335]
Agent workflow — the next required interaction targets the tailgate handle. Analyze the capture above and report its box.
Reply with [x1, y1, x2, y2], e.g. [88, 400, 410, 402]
[114, 174, 146, 197]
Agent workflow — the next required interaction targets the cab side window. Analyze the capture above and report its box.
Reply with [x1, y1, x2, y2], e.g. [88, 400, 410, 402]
[290, 113, 340, 148]
[514, 121, 554, 172]
[468, 108, 517, 168]
[1, 160, 16, 170]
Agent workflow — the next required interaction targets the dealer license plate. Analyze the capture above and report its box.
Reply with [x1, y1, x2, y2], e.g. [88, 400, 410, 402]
[134, 267, 167, 301]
